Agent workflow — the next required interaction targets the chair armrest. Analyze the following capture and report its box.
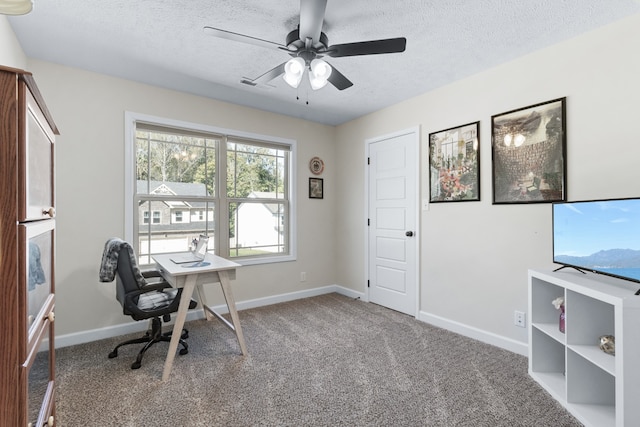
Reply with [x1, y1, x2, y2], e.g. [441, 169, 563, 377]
[123, 286, 182, 320]
[140, 282, 171, 292]
[142, 269, 169, 286]
[142, 269, 163, 279]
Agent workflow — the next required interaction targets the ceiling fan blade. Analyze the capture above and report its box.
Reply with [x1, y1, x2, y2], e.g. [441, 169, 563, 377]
[203, 26, 287, 51]
[299, 0, 327, 45]
[326, 63, 353, 91]
[243, 62, 287, 85]
[327, 37, 407, 57]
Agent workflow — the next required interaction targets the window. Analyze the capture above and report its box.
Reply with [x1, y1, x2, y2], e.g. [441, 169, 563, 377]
[192, 210, 204, 221]
[125, 112, 296, 266]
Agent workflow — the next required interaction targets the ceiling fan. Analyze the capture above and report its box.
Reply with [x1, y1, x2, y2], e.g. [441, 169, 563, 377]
[203, 0, 406, 91]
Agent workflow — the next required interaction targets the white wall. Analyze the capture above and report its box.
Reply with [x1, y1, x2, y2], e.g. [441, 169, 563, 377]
[335, 13, 640, 352]
[0, 15, 27, 69]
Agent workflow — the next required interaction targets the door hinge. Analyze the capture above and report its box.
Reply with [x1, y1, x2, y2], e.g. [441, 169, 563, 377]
[367, 157, 370, 165]
[367, 218, 370, 226]
[367, 280, 370, 288]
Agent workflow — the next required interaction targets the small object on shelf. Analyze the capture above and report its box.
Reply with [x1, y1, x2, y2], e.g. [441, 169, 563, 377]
[551, 296, 564, 309]
[599, 335, 615, 356]
[552, 296, 565, 333]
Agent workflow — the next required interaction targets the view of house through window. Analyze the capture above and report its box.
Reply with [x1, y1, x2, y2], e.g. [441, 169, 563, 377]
[132, 120, 292, 265]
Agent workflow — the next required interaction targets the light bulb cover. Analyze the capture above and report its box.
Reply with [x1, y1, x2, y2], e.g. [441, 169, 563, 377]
[0, 0, 33, 15]
[283, 57, 305, 88]
[309, 59, 332, 90]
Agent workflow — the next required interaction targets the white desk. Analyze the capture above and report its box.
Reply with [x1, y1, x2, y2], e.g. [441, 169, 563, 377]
[152, 252, 247, 381]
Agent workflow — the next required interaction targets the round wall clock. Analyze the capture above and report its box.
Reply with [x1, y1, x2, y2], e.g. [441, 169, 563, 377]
[309, 156, 324, 175]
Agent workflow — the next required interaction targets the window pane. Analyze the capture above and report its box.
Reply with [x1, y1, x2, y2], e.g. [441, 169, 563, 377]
[229, 201, 286, 258]
[137, 199, 214, 265]
[227, 142, 287, 199]
[136, 130, 216, 197]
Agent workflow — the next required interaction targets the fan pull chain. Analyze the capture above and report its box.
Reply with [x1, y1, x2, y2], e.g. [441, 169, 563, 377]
[295, 88, 309, 105]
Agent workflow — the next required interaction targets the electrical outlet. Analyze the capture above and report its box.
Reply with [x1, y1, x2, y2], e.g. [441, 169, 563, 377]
[300, 272, 307, 282]
[514, 311, 526, 328]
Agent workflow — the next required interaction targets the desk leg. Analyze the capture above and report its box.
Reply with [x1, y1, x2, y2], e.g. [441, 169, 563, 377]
[162, 273, 197, 381]
[218, 270, 247, 355]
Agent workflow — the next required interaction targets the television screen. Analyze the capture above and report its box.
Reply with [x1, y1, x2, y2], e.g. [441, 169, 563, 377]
[553, 197, 640, 283]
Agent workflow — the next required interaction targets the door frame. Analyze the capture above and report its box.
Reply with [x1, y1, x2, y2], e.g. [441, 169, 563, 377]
[364, 126, 420, 317]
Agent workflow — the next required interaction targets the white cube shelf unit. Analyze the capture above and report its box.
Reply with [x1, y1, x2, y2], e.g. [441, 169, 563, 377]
[529, 269, 640, 427]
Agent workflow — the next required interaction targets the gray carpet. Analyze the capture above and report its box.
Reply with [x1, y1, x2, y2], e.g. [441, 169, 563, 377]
[54, 293, 582, 426]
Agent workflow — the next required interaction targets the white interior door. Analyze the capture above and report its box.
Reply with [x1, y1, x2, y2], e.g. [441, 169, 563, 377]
[367, 128, 418, 316]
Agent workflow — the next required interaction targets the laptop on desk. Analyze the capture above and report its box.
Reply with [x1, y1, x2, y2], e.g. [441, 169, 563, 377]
[170, 253, 204, 264]
[169, 234, 209, 264]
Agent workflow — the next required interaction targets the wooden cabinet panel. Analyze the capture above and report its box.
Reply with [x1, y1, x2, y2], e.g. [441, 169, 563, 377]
[1, 65, 58, 427]
[20, 221, 55, 343]
[24, 318, 55, 427]
[19, 88, 56, 222]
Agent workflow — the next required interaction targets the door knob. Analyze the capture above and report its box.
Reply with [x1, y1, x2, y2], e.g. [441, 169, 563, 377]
[405, 231, 414, 237]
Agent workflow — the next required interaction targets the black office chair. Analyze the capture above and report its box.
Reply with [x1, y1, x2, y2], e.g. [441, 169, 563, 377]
[99, 238, 196, 369]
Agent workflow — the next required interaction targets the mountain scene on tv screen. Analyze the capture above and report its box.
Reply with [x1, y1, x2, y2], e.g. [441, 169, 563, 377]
[556, 248, 640, 269]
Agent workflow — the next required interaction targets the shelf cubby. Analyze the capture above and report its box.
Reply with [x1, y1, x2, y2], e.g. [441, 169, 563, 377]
[528, 269, 640, 427]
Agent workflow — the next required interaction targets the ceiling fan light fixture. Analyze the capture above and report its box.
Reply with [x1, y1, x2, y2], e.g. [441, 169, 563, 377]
[309, 59, 332, 90]
[283, 57, 305, 88]
[0, 0, 33, 15]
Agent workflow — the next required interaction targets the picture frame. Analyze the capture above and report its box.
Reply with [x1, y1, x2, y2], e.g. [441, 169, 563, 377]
[428, 121, 480, 202]
[491, 97, 566, 204]
[309, 177, 323, 199]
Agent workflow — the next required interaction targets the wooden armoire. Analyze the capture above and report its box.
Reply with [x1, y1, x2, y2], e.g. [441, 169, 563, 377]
[0, 65, 59, 426]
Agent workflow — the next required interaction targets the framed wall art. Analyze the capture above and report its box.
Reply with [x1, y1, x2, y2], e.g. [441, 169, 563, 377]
[428, 121, 480, 202]
[309, 177, 323, 199]
[491, 97, 566, 204]
[309, 156, 324, 175]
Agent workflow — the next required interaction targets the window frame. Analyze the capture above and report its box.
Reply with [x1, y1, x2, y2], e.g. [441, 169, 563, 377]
[124, 111, 297, 266]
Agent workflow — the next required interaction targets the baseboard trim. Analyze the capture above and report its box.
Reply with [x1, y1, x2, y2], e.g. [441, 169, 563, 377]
[55, 285, 365, 348]
[418, 311, 528, 356]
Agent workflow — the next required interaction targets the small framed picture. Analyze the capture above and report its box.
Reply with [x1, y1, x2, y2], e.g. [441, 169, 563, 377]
[309, 178, 323, 199]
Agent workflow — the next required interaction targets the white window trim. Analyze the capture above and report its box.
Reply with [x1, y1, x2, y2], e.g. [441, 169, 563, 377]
[124, 111, 297, 265]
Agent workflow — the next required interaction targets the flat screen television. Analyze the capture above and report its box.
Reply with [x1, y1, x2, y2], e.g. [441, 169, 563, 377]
[552, 197, 640, 288]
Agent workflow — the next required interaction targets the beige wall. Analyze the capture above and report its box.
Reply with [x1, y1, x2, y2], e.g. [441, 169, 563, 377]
[335, 13, 640, 348]
[0, 16, 27, 69]
[22, 59, 338, 337]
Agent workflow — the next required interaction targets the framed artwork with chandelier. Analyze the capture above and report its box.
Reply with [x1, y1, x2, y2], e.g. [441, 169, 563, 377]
[428, 121, 480, 202]
[491, 97, 567, 204]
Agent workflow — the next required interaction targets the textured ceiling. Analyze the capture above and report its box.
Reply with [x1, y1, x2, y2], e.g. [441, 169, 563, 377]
[8, 0, 640, 125]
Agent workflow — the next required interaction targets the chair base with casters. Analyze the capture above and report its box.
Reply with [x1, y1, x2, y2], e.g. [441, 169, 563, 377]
[108, 314, 191, 370]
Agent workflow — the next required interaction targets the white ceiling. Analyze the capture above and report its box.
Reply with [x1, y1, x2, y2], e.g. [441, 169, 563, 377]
[8, 0, 640, 126]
